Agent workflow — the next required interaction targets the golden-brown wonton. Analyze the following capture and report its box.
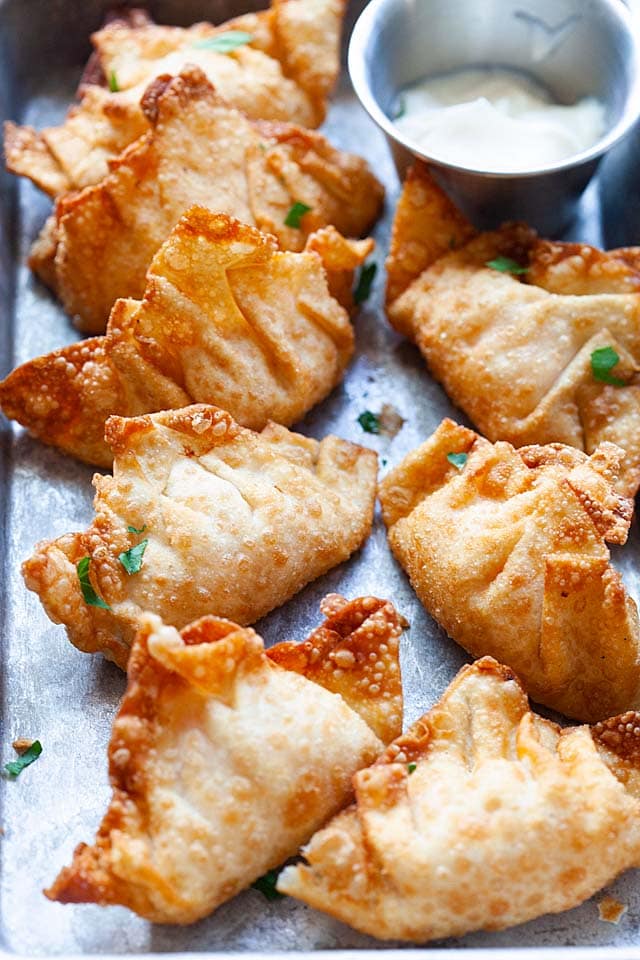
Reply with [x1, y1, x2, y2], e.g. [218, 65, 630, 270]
[4, 0, 344, 196]
[378, 417, 639, 723]
[0, 208, 368, 467]
[46, 595, 403, 923]
[278, 656, 640, 941]
[386, 164, 640, 497]
[31, 66, 382, 334]
[23, 405, 377, 668]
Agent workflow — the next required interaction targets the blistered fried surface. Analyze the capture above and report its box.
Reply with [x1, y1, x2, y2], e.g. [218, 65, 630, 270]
[269, 593, 403, 743]
[0, 209, 361, 466]
[4, 121, 75, 198]
[22, 405, 377, 667]
[527, 240, 640, 295]
[387, 165, 640, 496]
[278, 657, 640, 941]
[46, 595, 401, 923]
[36, 67, 381, 333]
[4, 0, 345, 195]
[379, 418, 640, 722]
[385, 162, 475, 307]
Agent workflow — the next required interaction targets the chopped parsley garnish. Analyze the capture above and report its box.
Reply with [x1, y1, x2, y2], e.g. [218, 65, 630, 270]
[393, 95, 406, 120]
[357, 410, 381, 434]
[119, 539, 148, 575]
[448, 235, 457, 250]
[77, 556, 111, 610]
[447, 452, 468, 470]
[252, 869, 284, 901]
[353, 261, 377, 305]
[486, 256, 527, 275]
[590, 346, 626, 387]
[108, 70, 119, 93]
[192, 30, 254, 53]
[127, 523, 147, 535]
[407, 762, 417, 775]
[4, 740, 42, 778]
[284, 201, 312, 228]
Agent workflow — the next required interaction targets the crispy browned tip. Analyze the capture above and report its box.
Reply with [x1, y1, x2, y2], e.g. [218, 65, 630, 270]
[592, 712, 640, 762]
[0, 337, 121, 468]
[140, 67, 214, 126]
[385, 163, 476, 306]
[4, 121, 70, 197]
[44, 844, 108, 905]
[378, 417, 477, 528]
[269, 594, 403, 743]
[104, 404, 240, 458]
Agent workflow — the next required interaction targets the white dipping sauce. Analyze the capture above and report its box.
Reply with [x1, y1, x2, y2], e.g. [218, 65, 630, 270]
[393, 67, 606, 172]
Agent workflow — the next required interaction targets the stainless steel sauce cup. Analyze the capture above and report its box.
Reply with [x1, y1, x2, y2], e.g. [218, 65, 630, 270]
[348, 0, 640, 233]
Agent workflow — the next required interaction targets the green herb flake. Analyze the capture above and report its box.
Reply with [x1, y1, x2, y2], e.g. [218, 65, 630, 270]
[252, 869, 284, 901]
[119, 539, 149, 575]
[4, 740, 42, 778]
[393, 95, 406, 120]
[353, 261, 377, 305]
[448, 235, 457, 250]
[485, 255, 528, 275]
[407, 762, 417, 775]
[108, 70, 119, 93]
[192, 30, 254, 53]
[77, 556, 111, 610]
[127, 523, 147, 535]
[284, 201, 312, 229]
[357, 410, 381, 434]
[590, 346, 626, 387]
[447, 451, 468, 470]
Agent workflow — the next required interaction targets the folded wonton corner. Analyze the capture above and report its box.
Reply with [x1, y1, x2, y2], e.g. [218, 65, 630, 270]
[0, 207, 370, 467]
[278, 656, 640, 941]
[386, 163, 640, 497]
[23, 405, 377, 668]
[45, 594, 403, 923]
[4, 0, 345, 196]
[379, 417, 639, 723]
[27, 66, 383, 333]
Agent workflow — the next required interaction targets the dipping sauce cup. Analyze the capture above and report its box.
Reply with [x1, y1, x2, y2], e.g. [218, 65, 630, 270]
[348, 0, 640, 234]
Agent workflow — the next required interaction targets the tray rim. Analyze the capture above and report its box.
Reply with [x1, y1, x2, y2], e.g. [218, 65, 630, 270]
[1, 951, 640, 959]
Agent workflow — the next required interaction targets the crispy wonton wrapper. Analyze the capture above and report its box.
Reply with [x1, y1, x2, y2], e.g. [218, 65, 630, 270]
[29, 67, 382, 334]
[386, 164, 640, 497]
[0, 208, 370, 467]
[278, 656, 640, 941]
[23, 405, 377, 668]
[46, 595, 403, 923]
[4, 0, 345, 196]
[378, 418, 639, 723]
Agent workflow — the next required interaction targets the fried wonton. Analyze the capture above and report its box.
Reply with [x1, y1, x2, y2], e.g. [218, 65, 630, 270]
[4, 0, 344, 196]
[0, 208, 368, 467]
[378, 417, 640, 723]
[46, 595, 403, 923]
[278, 656, 640, 941]
[30, 67, 382, 334]
[386, 164, 640, 496]
[23, 405, 377, 668]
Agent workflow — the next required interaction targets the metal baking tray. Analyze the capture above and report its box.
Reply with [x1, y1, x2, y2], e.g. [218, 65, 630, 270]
[3, 0, 640, 955]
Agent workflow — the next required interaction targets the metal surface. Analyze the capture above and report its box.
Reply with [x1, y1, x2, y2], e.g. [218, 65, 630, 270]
[2, 0, 640, 956]
[348, 0, 640, 233]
